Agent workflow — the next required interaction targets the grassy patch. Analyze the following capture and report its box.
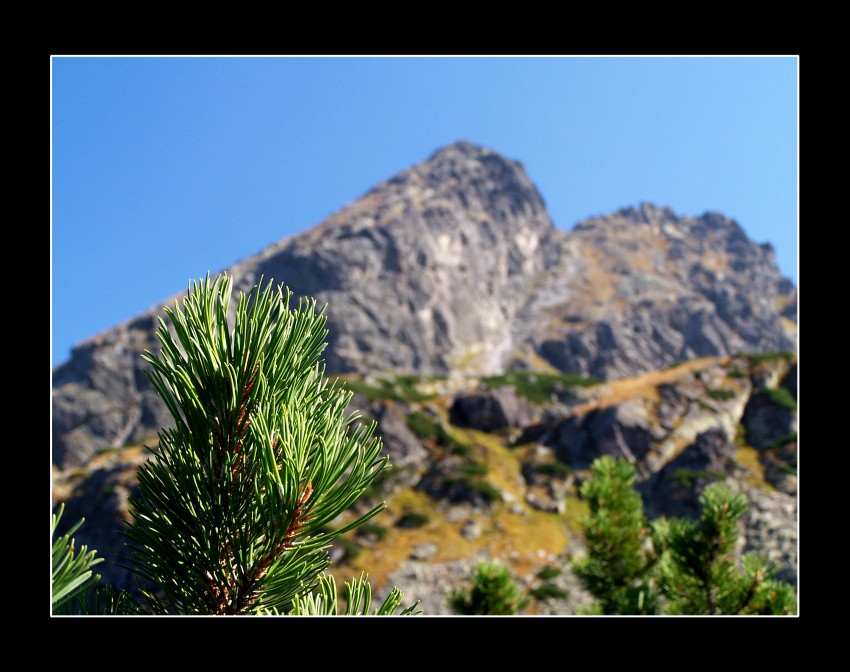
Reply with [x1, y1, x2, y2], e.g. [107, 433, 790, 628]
[734, 423, 749, 449]
[696, 399, 718, 414]
[727, 369, 747, 379]
[405, 410, 442, 440]
[406, 411, 474, 456]
[480, 371, 600, 404]
[561, 495, 590, 539]
[341, 375, 440, 403]
[333, 537, 363, 564]
[764, 431, 798, 449]
[443, 471, 503, 504]
[457, 460, 490, 478]
[670, 468, 726, 488]
[394, 375, 443, 401]
[355, 522, 388, 542]
[466, 480, 502, 504]
[706, 388, 736, 402]
[487, 507, 571, 578]
[762, 387, 797, 411]
[395, 511, 431, 529]
[536, 565, 562, 581]
[735, 446, 769, 488]
[453, 427, 528, 503]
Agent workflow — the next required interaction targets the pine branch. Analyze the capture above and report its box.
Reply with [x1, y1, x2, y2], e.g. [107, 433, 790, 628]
[118, 273, 413, 615]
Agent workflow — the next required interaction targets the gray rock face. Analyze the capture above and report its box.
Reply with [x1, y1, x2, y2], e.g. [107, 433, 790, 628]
[449, 386, 540, 432]
[551, 399, 663, 470]
[370, 400, 430, 490]
[52, 311, 169, 468]
[742, 391, 797, 449]
[234, 140, 560, 378]
[520, 358, 755, 508]
[52, 142, 796, 469]
[511, 204, 795, 379]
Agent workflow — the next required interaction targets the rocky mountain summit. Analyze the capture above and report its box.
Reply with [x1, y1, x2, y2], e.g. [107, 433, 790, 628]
[52, 141, 795, 470]
[51, 141, 797, 614]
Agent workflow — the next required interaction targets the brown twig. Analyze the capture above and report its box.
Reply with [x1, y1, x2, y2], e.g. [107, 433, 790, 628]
[233, 480, 313, 612]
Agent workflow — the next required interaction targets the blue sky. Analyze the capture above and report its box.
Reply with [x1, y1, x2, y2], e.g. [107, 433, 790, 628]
[51, 56, 798, 368]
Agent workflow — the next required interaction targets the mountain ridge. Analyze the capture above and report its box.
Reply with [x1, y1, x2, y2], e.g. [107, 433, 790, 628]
[52, 141, 795, 472]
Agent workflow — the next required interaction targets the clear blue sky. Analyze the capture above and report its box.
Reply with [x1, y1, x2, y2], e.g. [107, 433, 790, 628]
[51, 56, 798, 368]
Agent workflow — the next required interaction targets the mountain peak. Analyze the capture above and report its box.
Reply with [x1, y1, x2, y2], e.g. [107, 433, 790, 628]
[619, 202, 679, 224]
[427, 139, 493, 160]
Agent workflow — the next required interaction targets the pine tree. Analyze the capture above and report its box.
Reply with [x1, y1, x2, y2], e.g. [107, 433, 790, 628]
[574, 456, 796, 615]
[654, 484, 797, 615]
[572, 456, 659, 614]
[52, 273, 419, 615]
[448, 560, 530, 615]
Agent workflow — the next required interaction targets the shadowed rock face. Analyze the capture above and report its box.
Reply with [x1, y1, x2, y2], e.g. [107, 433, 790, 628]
[449, 387, 540, 432]
[52, 142, 796, 469]
[639, 428, 739, 519]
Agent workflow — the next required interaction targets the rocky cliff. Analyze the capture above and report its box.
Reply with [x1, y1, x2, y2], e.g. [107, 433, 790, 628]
[52, 141, 796, 470]
[512, 203, 796, 379]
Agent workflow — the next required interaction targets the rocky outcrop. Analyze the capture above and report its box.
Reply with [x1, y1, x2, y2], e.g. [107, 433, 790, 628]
[523, 359, 750, 481]
[741, 359, 798, 451]
[742, 392, 797, 449]
[550, 399, 664, 471]
[449, 386, 540, 432]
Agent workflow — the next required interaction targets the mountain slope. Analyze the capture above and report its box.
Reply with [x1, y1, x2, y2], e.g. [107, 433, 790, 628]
[52, 354, 798, 612]
[52, 141, 796, 474]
